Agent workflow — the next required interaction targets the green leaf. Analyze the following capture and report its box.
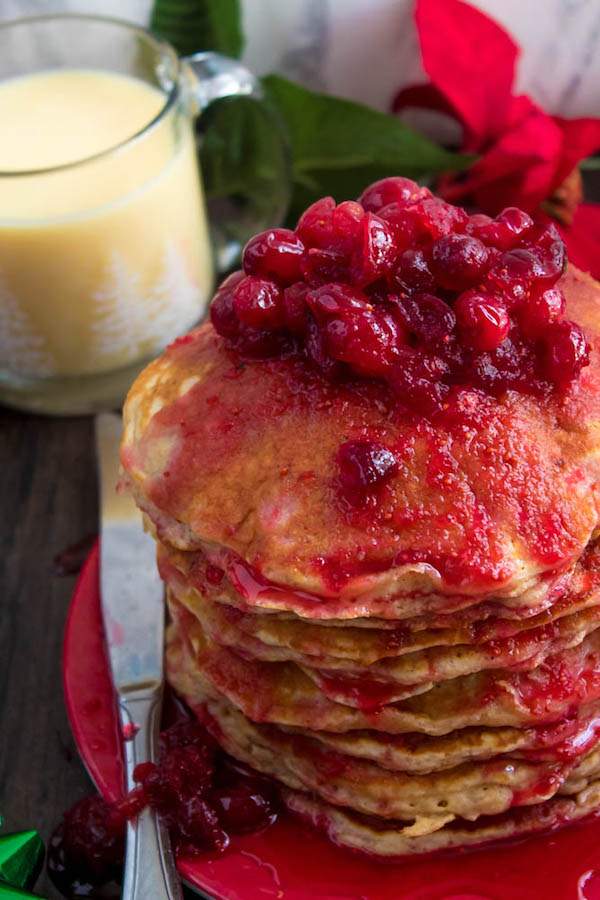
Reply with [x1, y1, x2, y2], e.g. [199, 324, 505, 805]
[150, 0, 244, 58]
[197, 96, 291, 268]
[261, 74, 476, 222]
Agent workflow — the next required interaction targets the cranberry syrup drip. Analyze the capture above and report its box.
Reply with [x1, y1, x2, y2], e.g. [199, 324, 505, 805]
[47, 719, 278, 898]
[210, 178, 590, 419]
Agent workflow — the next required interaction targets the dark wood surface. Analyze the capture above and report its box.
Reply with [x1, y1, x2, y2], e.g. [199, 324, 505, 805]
[0, 410, 98, 898]
[0, 410, 202, 900]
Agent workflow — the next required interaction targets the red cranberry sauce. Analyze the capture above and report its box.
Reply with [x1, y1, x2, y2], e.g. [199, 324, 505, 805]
[210, 178, 590, 414]
[47, 720, 277, 897]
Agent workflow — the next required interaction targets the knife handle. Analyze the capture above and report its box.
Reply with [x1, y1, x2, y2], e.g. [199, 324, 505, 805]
[119, 690, 184, 900]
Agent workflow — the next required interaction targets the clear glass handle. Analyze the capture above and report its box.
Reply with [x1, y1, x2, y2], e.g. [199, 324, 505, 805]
[182, 52, 291, 273]
[183, 51, 261, 114]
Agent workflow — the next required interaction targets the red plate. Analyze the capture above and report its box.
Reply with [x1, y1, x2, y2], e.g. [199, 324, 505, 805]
[64, 543, 600, 900]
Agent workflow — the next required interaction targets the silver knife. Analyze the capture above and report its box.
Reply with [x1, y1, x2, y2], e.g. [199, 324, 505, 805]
[95, 411, 183, 900]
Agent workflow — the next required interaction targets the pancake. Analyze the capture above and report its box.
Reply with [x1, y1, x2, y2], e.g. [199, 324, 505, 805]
[192, 690, 600, 822]
[158, 537, 600, 634]
[166, 608, 600, 734]
[122, 266, 600, 617]
[282, 777, 600, 857]
[155, 533, 580, 623]
[122, 226, 600, 859]
[164, 569, 600, 701]
[306, 706, 600, 773]
[160, 538, 600, 654]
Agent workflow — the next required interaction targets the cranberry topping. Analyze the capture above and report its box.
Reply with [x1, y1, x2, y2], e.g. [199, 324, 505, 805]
[431, 234, 490, 290]
[242, 228, 304, 286]
[394, 292, 456, 348]
[209, 271, 246, 338]
[296, 196, 336, 248]
[542, 321, 590, 387]
[232, 276, 285, 330]
[337, 440, 399, 505]
[350, 212, 397, 286]
[517, 287, 566, 337]
[359, 176, 430, 212]
[48, 719, 278, 897]
[208, 181, 590, 411]
[468, 207, 533, 250]
[390, 248, 436, 294]
[389, 347, 450, 417]
[455, 291, 511, 351]
[47, 795, 125, 898]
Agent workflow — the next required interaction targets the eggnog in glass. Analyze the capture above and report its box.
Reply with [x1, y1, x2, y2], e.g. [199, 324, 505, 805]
[0, 15, 217, 413]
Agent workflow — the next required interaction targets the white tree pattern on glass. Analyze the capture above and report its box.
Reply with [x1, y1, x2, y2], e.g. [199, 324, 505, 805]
[92, 242, 200, 365]
[0, 276, 55, 377]
[150, 240, 200, 339]
[91, 252, 147, 362]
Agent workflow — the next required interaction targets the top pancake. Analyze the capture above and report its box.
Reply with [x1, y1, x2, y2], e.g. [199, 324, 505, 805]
[122, 266, 600, 614]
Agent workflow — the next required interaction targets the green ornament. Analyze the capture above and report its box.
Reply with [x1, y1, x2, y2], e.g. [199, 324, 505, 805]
[0, 884, 45, 899]
[0, 832, 43, 889]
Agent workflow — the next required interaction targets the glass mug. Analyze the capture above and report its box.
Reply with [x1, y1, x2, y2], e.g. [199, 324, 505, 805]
[0, 14, 289, 414]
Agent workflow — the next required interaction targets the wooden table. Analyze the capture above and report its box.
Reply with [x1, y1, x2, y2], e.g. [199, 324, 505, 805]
[0, 411, 99, 898]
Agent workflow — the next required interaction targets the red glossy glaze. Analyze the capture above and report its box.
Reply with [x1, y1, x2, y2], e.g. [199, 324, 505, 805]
[137, 318, 599, 605]
[211, 185, 590, 401]
[64, 545, 600, 900]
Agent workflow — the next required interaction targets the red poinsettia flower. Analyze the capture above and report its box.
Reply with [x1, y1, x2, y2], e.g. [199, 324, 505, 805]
[394, 0, 600, 217]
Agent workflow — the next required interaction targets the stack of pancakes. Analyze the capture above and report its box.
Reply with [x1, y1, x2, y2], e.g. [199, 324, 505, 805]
[121, 265, 600, 857]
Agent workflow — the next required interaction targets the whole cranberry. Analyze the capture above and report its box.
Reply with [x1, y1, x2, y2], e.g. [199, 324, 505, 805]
[324, 308, 405, 377]
[517, 287, 566, 337]
[306, 283, 369, 320]
[387, 346, 449, 417]
[210, 271, 245, 337]
[484, 264, 529, 311]
[472, 336, 529, 394]
[283, 282, 310, 335]
[406, 197, 468, 240]
[455, 290, 511, 351]
[337, 440, 399, 502]
[233, 276, 284, 329]
[175, 795, 228, 851]
[500, 248, 548, 282]
[296, 196, 336, 248]
[521, 222, 566, 282]
[390, 249, 436, 294]
[212, 784, 276, 834]
[431, 233, 490, 289]
[350, 212, 397, 286]
[394, 292, 456, 348]
[491, 207, 534, 249]
[470, 208, 533, 250]
[465, 213, 493, 241]
[359, 176, 428, 212]
[242, 228, 305, 285]
[333, 200, 365, 239]
[378, 202, 424, 249]
[542, 321, 590, 387]
[301, 247, 349, 284]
